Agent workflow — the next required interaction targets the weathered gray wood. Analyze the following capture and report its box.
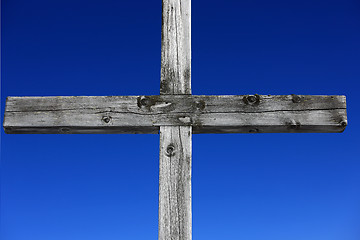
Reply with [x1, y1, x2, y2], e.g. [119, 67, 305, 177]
[160, 0, 191, 95]
[160, 1, 192, 239]
[0, 0, 349, 239]
[159, 126, 192, 240]
[4, 95, 347, 134]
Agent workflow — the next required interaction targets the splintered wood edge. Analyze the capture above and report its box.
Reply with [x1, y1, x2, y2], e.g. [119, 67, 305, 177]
[3, 95, 347, 134]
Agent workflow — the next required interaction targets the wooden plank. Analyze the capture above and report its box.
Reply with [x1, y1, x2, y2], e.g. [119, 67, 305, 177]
[159, 0, 192, 239]
[160, 0, 191, 95]
[3, 95, 347, 134]
[159, 126, 192, 240]
[4, 95, 347, 113]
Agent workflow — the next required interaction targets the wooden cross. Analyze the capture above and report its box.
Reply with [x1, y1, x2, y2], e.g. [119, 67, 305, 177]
[3, 0, 347, 239]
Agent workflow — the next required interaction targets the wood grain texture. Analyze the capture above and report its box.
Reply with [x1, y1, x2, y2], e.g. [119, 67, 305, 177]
[160, 0, 192, 239]
[160, 1, 192, 239]
[3, 95, 347, 134]
[160, 0, 191, 94]
[159, 126, 192, 240]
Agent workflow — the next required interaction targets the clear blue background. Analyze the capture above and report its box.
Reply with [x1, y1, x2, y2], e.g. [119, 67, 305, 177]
[1, 0, 360, 239]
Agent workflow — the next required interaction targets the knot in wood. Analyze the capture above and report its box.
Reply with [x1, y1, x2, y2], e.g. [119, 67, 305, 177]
[243, 94, 260, 105]
[165, 144, 176, 157]
[291, 94, 301, 103]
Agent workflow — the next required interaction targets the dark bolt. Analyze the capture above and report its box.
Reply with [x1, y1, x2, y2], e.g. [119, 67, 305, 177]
[166, 144, 175, 157]
[243, 94, 260, 105]
[340, 120, 347, 127]
[137, 96, 154, 108]
[292, 94, 301, 103]
[140, 97, 150, 107]
[102, 116, 111, 123]
[247, 95, 257, 103]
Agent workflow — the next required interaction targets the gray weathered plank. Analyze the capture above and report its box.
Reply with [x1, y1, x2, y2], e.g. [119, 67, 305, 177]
[3, 95, 347, 134]
[160, 0, 192, 239]
[160, 0, 191, 95]
[159, 126, 192, 240]
[4, 95, 347, 134]
[4, 95, 346, 113]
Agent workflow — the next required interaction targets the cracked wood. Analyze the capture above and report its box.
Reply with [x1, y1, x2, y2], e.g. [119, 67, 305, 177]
[0, 0, 349, 239]
[159, 126, 191, 240]
[3, 95, 347, 134]
[160, 0, 191, 95]
[159, 1, 192, 240]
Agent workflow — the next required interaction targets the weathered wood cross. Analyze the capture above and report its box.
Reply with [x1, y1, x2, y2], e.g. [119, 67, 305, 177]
[3, 0, 347, 239]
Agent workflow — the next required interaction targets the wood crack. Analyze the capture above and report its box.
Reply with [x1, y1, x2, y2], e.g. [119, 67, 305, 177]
[6, 107, 346, 114]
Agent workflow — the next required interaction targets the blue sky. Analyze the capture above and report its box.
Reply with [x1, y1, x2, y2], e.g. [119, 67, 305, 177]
[1, 0, 360, 239]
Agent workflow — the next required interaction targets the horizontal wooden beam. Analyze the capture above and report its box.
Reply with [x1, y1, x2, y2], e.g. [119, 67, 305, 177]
[3, 95, 347, 134]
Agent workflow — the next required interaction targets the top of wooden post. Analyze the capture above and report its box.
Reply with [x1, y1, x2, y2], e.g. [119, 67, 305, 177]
[160, 0, 191, 95]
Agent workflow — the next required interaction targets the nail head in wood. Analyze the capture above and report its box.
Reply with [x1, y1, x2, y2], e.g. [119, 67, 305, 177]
[292, 94, 301, 103]
[138, 96, 151, 107]
[340, 120, 348, 127]
[102, 116, 112, 124]
[243, 94, 260, 105]
[165, 144, 176, 157]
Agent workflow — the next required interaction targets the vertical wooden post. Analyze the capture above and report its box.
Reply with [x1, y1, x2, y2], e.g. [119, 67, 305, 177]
[159, 126, 192, 240]
[160, 0, 191, 95]
[159, 0, 192, 240]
